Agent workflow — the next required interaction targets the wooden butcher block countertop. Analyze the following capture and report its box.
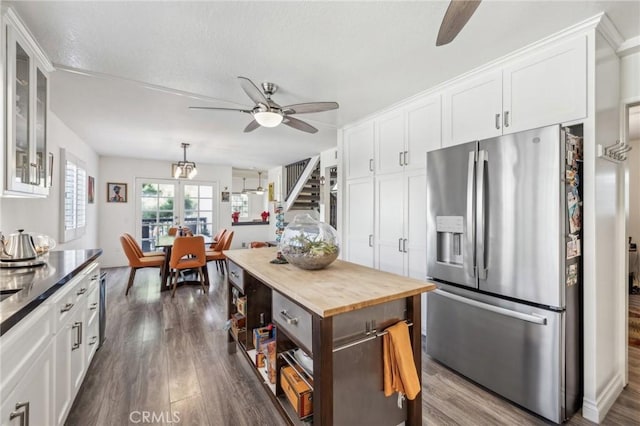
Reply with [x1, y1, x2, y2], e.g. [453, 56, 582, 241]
[225, 247, 436, 318]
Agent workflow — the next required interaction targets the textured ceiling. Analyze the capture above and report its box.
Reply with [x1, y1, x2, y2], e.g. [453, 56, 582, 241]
[7, 1, 640, 170]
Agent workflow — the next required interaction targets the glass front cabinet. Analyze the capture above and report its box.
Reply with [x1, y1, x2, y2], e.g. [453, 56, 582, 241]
[3, 9, 53, 196]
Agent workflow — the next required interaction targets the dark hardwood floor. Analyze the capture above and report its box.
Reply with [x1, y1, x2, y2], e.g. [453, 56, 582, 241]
[66, 267, 640, 425]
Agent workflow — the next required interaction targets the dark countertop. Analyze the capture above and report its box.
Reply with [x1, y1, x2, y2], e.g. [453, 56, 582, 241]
[0, 249, 102, 336]
[232, 221, 269, 226]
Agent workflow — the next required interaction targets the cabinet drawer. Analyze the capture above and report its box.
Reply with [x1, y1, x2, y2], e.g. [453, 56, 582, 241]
[273, 292, 312, 354]
[227, 260, 244, 291]
[0, 304, 52, 396]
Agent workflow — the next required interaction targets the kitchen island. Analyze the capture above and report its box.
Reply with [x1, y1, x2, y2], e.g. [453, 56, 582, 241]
[225, 247, 435, 426]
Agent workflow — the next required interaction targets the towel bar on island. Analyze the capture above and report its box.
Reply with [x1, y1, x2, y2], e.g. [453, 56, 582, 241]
[332, 321, 413, 353]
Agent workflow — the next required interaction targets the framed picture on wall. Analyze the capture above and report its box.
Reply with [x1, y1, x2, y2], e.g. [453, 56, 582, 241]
[221, 191, 230, 202]
[107, 182, 127, 203]
[268, 182, 275, 201]
[88, 176, 95, 203]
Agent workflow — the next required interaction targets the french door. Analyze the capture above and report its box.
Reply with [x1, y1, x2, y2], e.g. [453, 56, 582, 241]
[136, 178, 218, 252]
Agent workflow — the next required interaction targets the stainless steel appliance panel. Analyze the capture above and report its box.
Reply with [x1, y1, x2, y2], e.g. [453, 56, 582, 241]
[478, 125, 563, 308]
[426, 283, 563, 423]
[427, 141, 478, 288]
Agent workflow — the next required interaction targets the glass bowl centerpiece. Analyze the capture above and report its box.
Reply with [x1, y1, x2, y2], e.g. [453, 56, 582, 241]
[279, 214, 339, 270]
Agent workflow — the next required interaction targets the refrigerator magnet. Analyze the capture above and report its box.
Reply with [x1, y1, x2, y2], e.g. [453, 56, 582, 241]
[567, 264, 578, 287]
[567, 238, 581, 259]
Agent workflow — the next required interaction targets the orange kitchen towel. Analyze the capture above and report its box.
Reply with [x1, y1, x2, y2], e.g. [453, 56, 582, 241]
[383, 321, 420, 400]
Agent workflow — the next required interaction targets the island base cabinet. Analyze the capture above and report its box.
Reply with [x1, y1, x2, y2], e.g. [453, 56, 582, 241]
[1, 340, 54, 426]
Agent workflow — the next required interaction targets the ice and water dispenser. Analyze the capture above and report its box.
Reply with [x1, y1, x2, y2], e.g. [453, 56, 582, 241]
[436, 216, 464, 266]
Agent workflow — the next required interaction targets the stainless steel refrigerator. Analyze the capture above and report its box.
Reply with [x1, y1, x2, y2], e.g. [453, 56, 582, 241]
[426, 124, 582, 423]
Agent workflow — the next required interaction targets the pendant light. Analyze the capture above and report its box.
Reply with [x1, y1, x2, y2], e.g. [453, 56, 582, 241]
[172, 143, 198, 179]
[255, 171, 264, 195]
[241, 177, 248, 194]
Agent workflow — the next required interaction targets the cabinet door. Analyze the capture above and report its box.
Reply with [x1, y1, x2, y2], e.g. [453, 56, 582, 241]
[344, 121, 374, 180]
[375, 111, 405, 175]
[345, 177, 374, 267]
[405, 94, 442, 170]
[503, 35, 587, 134]
[33, 67, 48, 193]
[1, 341, 54, 426]
[404, 169, 427, 281]
[375, 173, 404, 275]
[442, 70, 502, 147]
[5, 26, 33, 193]
[54, 307, 84, 426]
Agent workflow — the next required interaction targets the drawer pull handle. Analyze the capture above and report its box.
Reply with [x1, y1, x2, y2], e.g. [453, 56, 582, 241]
[89, 302, 98, 311]
[89, 336, 98, 346]
[77, 287, 87, 295]
[60, 303, 74, 313]
[230, 271, 239, 279]
[279, 310, 299, 325]
[9, 401, 29, 426]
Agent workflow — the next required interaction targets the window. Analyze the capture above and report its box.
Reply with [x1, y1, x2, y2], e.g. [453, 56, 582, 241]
[231, 193, 249, 218]
[60, 148, 86, 242]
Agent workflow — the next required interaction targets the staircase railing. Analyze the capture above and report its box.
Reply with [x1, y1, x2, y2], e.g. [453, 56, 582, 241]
[284, 158, 310, 202]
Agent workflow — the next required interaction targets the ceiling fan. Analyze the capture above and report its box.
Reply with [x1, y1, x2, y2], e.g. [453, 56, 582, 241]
[190, 76, 339, 134]
[436, 0, 481, 46]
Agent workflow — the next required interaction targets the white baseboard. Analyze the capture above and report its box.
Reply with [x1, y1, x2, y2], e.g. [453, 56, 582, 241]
[582, 373, 624, 423]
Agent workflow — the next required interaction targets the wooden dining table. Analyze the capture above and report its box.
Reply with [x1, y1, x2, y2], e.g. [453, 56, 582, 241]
[155, 235, 214, 292]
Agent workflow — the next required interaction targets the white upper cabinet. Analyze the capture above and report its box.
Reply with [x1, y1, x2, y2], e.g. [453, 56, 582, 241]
[503, 35, 587, 134]
[3, 9, 53, 197]
[442, 70, 503, 147]
[344, 121, 375, 180]
[376, 94, 442, 175]
[376, 111, 405, 175]
[443, 35, 587, 147]
[405, 95, 442, 168]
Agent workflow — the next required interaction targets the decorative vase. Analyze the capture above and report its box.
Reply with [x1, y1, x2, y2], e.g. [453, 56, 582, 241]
[279, 214, 339, 270]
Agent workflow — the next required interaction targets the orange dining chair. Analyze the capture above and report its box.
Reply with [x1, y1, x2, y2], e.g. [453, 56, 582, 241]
[250, 241, 267, 248]
[123, 233, 164, 257]
[210, 228, 227, 249]
[169, 235, 207, 298]
[120, 235, 165, 296]
[206, 231, 234, 273]
[169, 226, 193, 237]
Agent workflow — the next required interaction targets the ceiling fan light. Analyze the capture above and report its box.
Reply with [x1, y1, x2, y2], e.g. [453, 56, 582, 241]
[254, 111, 283, 128]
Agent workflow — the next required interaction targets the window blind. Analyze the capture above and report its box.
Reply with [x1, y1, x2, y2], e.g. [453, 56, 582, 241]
[60, 148, 87, 242]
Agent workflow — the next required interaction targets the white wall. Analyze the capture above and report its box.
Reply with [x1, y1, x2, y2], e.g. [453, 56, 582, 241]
[621, 52, 640, 102]
[98, 156, 232, 267]
[0, 112, 99, 250]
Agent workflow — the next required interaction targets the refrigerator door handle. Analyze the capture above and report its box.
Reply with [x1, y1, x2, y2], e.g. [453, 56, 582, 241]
[433, 289, 548, 325]
[466, 151, 476, 278]
[476, 149, 487, 280]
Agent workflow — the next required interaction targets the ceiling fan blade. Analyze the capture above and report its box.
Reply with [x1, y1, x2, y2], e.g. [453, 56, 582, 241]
[189, 106, 252, 113]
[243, 120, 261, 133]
[281, 102, 339, 115]
[436, 0, 481, 46]
[283, 116, 318, 134]
[238, 76, 269, 106]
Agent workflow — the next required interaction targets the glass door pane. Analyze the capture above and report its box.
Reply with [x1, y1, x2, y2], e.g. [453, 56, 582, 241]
[35, 68, 47, 188]
[138, 180, 177, 252]
[15, 42, 30, 185]
[183, 183, 216, 237]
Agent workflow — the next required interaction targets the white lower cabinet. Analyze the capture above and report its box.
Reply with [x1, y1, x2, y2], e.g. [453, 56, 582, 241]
[344, 177, 374, 267]
[375, 169, 426, 280]
[51, 261, 100, 426]
[1, 340, 55, 426]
